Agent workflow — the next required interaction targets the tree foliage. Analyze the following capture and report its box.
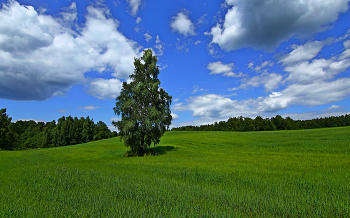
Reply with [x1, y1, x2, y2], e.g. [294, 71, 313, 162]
[0, 109, 117, 150]
[172, 114, 350, 132]
[113, 49, 172, 155]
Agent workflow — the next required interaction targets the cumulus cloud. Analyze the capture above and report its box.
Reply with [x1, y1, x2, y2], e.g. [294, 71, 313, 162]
[207, 61, 244, 77]
[327, 105, 341, 110]
[260, 78, 350, 112]
[170, 12, 195, 36]
[171, 113, 179, 120]
[0, 1, 142, 101]
[174, 78, 350, 125]
[87, 78, 123, 99]
[232, 73, 282, 92]
[173, 94, 258, 126]
[278, 38, 334, 65]
[284, 58, 350, 84]
[127, 0, 142, 16]
[207, 0, 349, 51]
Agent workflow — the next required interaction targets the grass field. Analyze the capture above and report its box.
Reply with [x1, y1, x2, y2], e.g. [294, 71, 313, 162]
[1, 127, 349, 217]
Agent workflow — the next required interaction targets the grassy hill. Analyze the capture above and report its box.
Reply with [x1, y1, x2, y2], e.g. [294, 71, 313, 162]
[1, 127, 349, 217]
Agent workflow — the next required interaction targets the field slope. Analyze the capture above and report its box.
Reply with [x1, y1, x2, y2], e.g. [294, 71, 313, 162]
[1, 127, 350, 217]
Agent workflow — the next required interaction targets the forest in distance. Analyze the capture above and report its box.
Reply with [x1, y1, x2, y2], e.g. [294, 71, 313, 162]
[171, 114, 350, 132]
[0, 108, 117, 151]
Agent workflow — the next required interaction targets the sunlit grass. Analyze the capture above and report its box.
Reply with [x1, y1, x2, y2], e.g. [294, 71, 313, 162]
[1, 127, 349, 217]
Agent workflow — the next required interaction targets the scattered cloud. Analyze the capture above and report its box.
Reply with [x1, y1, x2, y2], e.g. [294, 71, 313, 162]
[175, 38, 190, 52]
[284, 58, 350, 84]
[159, 63, 168, 71]
[194, 40, 201, 45]
[87, 78, 123, 99]
[78, 106, 100, 110]
[207, 0, 349, 51]
[126, 0, 142, 16]
[277, 38, 334, 65]
[136, 17, 141, 24]
[207, 61, 244, 77]
[170, 11, 195, 36]
[171, 113, 179, 120]
[192, 85, 203, 94]
[248, 61, 274, 71]
[327, 105, 341, 110]
[197, 14, 207, 25]
[154, 35, 165, 56]
[144, 33, 152, 42]
[0, 1, 142, 101]
[174, 76, 350, 125]
[233, 73, 283, 92]
[56, 109, 68, 113]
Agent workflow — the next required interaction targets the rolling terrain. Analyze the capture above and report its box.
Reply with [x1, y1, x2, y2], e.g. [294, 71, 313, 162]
[1, 127, 349, 217]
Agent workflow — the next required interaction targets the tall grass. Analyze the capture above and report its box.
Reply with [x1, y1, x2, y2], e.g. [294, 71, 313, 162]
[1, 127, 349, 217]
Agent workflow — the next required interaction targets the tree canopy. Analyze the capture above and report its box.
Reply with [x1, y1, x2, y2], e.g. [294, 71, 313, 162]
[0, 108, 117, 150]
[113, 49, 172, 155]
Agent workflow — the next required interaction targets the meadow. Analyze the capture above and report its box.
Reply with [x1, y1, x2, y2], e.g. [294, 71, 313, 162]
[0, 127, 349, 217]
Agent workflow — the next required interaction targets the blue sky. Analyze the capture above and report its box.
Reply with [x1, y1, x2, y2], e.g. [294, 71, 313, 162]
[1, 0, 350, 130]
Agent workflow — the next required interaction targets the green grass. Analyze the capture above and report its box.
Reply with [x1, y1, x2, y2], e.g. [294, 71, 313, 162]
[1, 127, 350, 217]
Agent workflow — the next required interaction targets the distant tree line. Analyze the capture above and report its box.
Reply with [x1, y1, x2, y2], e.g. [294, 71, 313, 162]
[0, 108, 117, 150]
[171, 115, 350, 132]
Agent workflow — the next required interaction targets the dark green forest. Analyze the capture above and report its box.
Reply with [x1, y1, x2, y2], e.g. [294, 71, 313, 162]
[171, 114, 350, 132]
[0, 108, 117, 150]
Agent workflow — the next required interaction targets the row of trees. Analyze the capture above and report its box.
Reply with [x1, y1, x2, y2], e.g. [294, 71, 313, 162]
[0, 108, 117, 150]
[171, 115, 350, 132]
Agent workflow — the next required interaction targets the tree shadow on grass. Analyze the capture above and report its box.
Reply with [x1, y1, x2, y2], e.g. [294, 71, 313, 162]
[124, 146, 176, 157]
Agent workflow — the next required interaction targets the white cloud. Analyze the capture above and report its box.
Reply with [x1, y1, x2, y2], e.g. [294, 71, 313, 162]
[144, 33, 152, 42]
[173, 94, 258, 126]
[234, 73, 282, 92]
[248, 61, 274, 71]
[78, 106, 100, 110]
[194, 40, 201, 45]
[87, 78, 123, 99]
[170, 12, 195, 36]
[174, 77, 350, 125]
[159, 63, 168, 71]
[340, 49, 350, 60]
[207, 61, 244, 77]
[171, 113, 179, 120]
[207, 0, 349, 51]
[344, 40, 350, 49]
[136, 17, 141, 24]
[328, 105, 341, 110]
[260, 78, 350, 112]
[126, 0, 142, 16]
[0, 1, 142, 101]
[111, 117, 121, 122]
[278, 38, 334, 65]
[284, 58, 350, 84]
[154, 35, 165, 56]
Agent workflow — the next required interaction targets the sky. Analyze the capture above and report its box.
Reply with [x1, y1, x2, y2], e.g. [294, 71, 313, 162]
[1, 0, 350, 130]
